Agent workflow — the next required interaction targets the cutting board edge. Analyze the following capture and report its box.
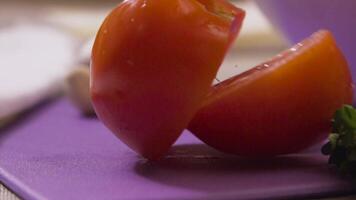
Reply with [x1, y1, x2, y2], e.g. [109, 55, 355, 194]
[0, 167, 45, 200]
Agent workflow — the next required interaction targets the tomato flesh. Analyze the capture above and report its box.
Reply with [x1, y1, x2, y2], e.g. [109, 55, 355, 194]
[189, 30, 353, 157]
[91, 0, 245, 160]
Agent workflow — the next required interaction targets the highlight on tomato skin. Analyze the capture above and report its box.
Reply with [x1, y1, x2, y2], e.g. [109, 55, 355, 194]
[90, 0, 245, 160]
[188, 30, 354, 157]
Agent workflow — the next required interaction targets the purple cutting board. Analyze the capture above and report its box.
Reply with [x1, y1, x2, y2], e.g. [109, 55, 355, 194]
[0, 99, 355, 200]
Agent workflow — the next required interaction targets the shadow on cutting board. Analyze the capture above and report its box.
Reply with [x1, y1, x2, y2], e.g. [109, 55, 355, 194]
[134, 143, 331, 193]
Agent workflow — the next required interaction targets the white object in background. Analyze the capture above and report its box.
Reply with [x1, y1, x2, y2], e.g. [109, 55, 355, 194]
[233, 1, 287, 49]
[78, 38, 94, 65]
[0, 24, 77, 119]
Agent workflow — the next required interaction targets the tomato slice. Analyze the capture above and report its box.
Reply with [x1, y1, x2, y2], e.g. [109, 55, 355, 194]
[91, 0, 245, 160]
[189, 30, 353, 157]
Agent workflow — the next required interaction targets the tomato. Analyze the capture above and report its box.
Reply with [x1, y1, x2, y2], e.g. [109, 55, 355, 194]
[91, 0, 245, 160]
[188, 30, 353, 157]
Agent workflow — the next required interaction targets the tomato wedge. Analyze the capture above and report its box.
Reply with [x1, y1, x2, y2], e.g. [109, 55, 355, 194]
[91, 0, 245, 160]
[189, 30, 353, 157]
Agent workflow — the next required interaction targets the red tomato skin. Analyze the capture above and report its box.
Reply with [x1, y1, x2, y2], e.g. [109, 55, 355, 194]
[91, 0, 245, 160]
[189, 30, 353, 157]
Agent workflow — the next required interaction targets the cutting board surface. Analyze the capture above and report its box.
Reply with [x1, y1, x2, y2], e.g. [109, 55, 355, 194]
[0, 99, 354, 200]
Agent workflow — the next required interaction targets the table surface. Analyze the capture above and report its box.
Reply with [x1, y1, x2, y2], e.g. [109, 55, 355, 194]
[0, 0, 355, 199]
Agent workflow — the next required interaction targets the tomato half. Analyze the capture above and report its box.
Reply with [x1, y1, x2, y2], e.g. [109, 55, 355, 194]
[189, 30, 353, 157]
[91, 0, 245, 160]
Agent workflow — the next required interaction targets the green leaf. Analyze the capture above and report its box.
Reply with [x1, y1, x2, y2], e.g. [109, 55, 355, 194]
[322, 105, 356, 177]
[336, 105, 356, 129]
[329, 133, 339, 149]
[348, 148, 356, 161]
